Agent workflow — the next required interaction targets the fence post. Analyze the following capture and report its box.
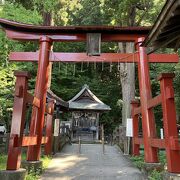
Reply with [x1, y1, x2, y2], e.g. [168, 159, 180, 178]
[158, 73, 180, 173]
[6, 71, 30, 170]
[131, 100, 140, 156]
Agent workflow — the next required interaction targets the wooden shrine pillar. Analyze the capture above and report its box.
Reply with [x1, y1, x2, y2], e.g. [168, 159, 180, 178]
[6, 71, 30, 170]
[136, 37, 158, 163]
[96, 113, 99, 140]
[131, 100, 140, 156]
[158, 73, 180, 172]
[27, 36, 52, 161]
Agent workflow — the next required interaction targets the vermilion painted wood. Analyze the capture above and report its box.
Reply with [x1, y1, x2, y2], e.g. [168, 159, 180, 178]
[6, 71, 30, 170]
[134, 94, 162, 115]
[136, 37, 159, 163]
[26, 92, 40, 108]
[45, 104, 54, 115]
[149, 138, 165, 148]
[9, 52, 179, 63]
[22, 136, 37, 146]
[21, 136, 48, 146]
[168, 137, 180, 150]
[44, 100, 55, 155]
[6, 30, 86, 42]
[158, 73, 180, 173]
[27, 36, 52, 161]
[134, 137, 143, 145]
[0, 19, 149, 34]
[41, 136, 48, 144]
[6, 29, 147, 42]
[131, 100, 140, 156]
[147, 94, 162, 109]
[133, 106, 142, 116]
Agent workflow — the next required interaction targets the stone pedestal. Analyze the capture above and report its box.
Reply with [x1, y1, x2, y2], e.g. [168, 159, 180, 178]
[53, 136, 59, 153]
[144, 162, 164, 171]
[0, 168, 26, 180]
[164, 172, 180, 180]
[142, 162, 164, 175]
[21, 160, 42, 173]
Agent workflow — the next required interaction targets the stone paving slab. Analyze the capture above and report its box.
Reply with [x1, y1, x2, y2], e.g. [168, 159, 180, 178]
[41, 144, 146, 180]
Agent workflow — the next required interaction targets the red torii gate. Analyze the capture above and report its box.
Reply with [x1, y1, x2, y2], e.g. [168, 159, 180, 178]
[0, 18, 180, 175]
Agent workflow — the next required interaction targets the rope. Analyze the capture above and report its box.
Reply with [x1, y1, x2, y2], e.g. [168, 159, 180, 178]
[51, 50, 139, 63]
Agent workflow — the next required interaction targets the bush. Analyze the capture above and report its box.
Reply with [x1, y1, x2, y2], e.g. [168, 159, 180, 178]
[149, 169, 162, 180]
[130, 155, 145, 169]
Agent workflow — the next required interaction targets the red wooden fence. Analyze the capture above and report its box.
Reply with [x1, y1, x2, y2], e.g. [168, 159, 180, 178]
[6, 71, 55, 170]
[131, 73, 180, 173]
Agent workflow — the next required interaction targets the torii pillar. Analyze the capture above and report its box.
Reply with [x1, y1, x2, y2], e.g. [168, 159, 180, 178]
[136, 37, 159, 163]
[26, 36, 52, 163]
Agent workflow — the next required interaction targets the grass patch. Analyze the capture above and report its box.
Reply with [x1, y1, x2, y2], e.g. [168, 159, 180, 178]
[25, 168, 42, 180]
[0, 153, 7, 170]
[25, 155, 52, 180]
[130, 150, 166, 180]
[148, 169, 163, 180]
[0, 153, 52, 180]
[130, 154, 145, 169]
[159, 151, 166, 165]
[41, 155, 52, 170]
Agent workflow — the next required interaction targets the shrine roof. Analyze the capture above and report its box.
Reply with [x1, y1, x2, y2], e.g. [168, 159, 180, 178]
[0, 18, 150, 34]
[47, 89, 68, 108]
[68, 84, 111, 111]
[143, 0, 180, 52]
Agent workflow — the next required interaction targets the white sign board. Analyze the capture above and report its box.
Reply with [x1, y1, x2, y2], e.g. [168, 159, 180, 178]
[54, 119, 60, 136]
[126, 118, 133, 137]
[160, 128, 164, 139]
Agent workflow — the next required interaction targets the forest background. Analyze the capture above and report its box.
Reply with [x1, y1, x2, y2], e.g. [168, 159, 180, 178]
[0, 0, 179, 136]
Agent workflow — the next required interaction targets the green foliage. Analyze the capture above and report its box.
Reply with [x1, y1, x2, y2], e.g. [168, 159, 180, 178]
[159, 151, 166, 165]
[25, 155, 52, 180]
[131, 151, 165, 180]
[69, 0, 104, 25]
[0, 2, 41, 129]
[41, 155, 52, 169]
[130, 154, 145, 169]
[0, 2, 42, 24]
[149, 170, 162, 180]
[0, 153, 7, 170]
[25, 167, 41, 180]
[103, 0, 165, 26]
[0, 65, 16, 128]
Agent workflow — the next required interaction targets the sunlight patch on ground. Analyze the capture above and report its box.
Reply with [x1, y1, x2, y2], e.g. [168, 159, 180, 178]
[48, 154, 87, 172]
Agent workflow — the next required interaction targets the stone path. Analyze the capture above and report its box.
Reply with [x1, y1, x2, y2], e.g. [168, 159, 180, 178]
[41, 144, 146, 180]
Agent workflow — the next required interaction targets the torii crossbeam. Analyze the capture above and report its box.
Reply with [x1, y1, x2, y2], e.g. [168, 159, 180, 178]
[9, 52, 179, 63]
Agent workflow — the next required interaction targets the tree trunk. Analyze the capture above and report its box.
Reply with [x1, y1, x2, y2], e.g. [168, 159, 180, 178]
[118, 42, 135, 154]
[117, 3, 142, 154]
[119, 42, 135, 125]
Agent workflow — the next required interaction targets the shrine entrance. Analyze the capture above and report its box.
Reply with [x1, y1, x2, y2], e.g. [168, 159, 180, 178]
[0, 18, 180, 178]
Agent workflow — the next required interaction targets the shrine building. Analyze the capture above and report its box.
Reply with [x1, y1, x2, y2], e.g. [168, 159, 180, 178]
[68, 84, 111, 141]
